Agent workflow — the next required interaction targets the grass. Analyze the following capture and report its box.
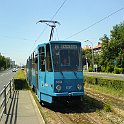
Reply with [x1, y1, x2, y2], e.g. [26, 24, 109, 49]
[14, 69, 29, 90]
[14, 69, 26, 79]
[103, 102, 112, 112]
[85, 83, 124, 99]
[31, 90, 48, 123]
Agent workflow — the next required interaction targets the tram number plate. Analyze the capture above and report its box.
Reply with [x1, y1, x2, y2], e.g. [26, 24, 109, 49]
[66, 86, 72, 89]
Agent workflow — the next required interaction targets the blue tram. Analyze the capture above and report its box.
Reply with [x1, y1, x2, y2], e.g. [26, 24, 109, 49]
[26, 40, 84, 103]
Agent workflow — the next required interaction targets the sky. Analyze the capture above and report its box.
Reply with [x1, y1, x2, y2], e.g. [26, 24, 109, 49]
[0, 0, 124, 65]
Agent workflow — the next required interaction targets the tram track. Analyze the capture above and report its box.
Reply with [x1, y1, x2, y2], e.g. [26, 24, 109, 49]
[55, 113, 67, 124]
[32, 90, 121, 124]
[54, 103, 102, 124]
[85, 88, 124, 111]
[55, 112, 74, 124]
[76, 104, 102, 124]
[41, 101, 102, 124]
[32, 87, 124, 124]
[82, 113, 100, 124]
[85, 87, 124, 122]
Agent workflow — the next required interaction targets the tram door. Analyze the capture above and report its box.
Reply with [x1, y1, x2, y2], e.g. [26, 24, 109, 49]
[35, 52, 38, 90]
[39, 44, 53, 90]
[39, 46, 46, 85]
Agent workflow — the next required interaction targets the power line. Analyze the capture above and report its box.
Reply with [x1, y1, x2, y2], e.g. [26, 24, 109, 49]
[56, 28, 59, 40]
[28, 0, 68, 56]
[0, 34, 34, 41]
[65, 7, 124, 40]
[51, 0, 68, 20]
[35, 0, 68, 42]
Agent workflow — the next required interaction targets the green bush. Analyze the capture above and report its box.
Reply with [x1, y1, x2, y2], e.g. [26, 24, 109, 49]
[83, 65, 87, 70]
[114, 67, 123, 74]
[101, 66, 106, 72]
[97, 65, 101, 72]
[88, 66, 93, 72]
[84, 76, 124, 91]
[106, 65, 114, 73]
[114, 67, 120, 74]
[119, 68, 123, 74]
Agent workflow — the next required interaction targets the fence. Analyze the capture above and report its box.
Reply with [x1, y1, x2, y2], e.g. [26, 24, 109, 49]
[0, 79, 14, 120]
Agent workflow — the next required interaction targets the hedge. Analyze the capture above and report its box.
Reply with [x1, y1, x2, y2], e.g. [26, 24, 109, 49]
[84, 76, 124, 91]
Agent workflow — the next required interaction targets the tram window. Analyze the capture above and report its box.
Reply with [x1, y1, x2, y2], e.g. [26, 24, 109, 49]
[52, 43, 82, 72]
[60, 50, 70, 66]
[46, 44, 52, 72]
[32, 52, 35, 69]
[34, 55, 38, 63]
[39, 47, 45, 71]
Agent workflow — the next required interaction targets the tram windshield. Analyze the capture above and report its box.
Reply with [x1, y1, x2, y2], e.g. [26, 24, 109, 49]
[51, 43, 82, 72]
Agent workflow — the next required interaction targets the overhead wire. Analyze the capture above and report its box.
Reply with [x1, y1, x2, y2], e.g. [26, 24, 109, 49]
[34, 0, 68, 43]
[56, 28, 59, 40]
[27, 0, 68, 62]
[29, 0, 68, 48]
[51, 0, 68, 21]
[0, 34, 34, 41]
[64, 7, 124, 40]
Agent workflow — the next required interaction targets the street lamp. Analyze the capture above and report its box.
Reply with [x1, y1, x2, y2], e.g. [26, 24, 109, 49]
[84, 40, 94, 72]
[86, 56, 88, 71]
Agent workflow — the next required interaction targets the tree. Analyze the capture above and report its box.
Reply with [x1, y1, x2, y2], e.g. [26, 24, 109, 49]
[0, 55, 6, 70]
[82, 21, 124, 73]
[0, 55, 10, 70]
[99, 34, 114, 72]
[99, 21, 124, 73]
[82, 48, 92, 67]
[110, 21, 124, 69]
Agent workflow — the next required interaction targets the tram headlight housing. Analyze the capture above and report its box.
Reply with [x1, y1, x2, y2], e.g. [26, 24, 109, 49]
[56, 85, 62, 91]
[77, 84, 82, 90]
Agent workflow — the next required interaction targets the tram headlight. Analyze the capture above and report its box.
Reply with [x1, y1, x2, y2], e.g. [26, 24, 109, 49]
[56, 85, 62, 91]
[77, 84, 82, 90]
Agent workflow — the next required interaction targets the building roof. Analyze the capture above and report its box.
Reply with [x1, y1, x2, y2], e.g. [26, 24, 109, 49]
[93, 42, 102, 50]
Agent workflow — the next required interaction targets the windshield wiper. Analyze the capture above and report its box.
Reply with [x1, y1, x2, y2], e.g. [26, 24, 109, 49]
[60, 71, 64, 78]
[74, 72, 78, 79]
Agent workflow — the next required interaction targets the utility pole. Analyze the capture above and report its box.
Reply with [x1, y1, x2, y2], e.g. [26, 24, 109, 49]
[86, 57, 88, 71]
[85, 40, 94, 72]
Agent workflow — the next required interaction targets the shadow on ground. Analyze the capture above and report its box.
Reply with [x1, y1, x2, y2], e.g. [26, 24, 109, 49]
[5, 91, 19, 124]
[14, 79, 29, 90]
[42, 95, 104, 114]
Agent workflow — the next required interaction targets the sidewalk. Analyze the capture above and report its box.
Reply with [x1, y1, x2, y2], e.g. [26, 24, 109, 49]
[1, 90, 45, 124]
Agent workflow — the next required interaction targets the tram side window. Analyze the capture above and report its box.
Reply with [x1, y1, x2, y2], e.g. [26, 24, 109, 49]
[39, 47, 45, 71]
[46, 44, 52, 72]
[32, 53, 35, 69]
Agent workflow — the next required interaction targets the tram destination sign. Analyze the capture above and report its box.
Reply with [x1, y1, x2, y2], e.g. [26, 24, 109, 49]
[54, 44, 78, 50]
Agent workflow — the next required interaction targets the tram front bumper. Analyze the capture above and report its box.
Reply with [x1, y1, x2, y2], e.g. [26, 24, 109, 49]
[53, 92, 84, 96]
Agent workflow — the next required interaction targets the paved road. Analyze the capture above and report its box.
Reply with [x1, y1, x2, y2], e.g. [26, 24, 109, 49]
[0, 69, 16, 92]
[84, 72, 124, 80]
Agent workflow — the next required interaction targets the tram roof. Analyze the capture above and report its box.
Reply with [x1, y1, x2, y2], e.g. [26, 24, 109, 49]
[36, 40, 81, 48]
[50, 40, 81, 44]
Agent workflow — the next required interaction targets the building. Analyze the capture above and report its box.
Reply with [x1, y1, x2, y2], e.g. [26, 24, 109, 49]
[93, 42, 102, 54]
[83, 42, 102, 71]
[10, 60, 15, 68]
[83, 42, 102, 53]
